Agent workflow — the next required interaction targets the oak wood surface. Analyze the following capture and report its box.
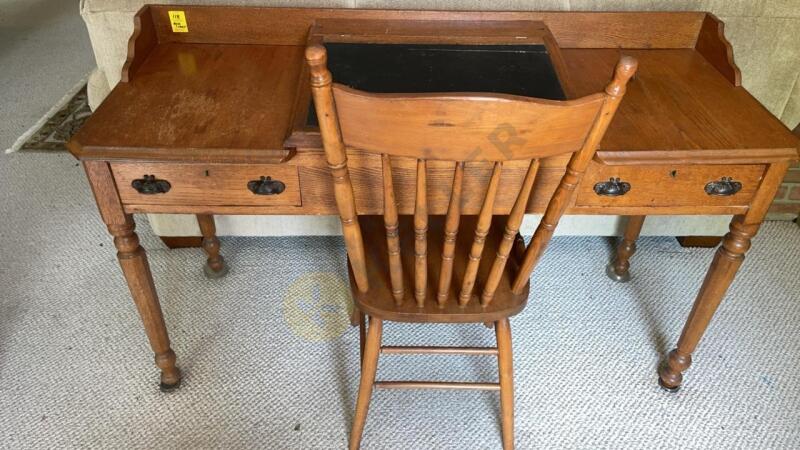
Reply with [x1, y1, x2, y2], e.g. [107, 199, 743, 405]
[332, 86, 604, 161]
[70, 8, 800, 400]
[144, 5, 705, 49]
[72, 43, 304, 163]
[562, 49, 798, 165]
[610, 215, 646, 280]
[308, 40, 635, 314]
[659, 162, 789, 390]
[694, 13, 741, 86]
[350, 216, 528, 323]
[121, 6, 157, 83]
[197, 214, 227, 276]
[111, 163, 301, 206]
[309, 19, 551, 45]
[114, 156, 760, 216]
[575, 164, 765, 208]
[83, 161, 181, 390]
[68, 7, 799, 167]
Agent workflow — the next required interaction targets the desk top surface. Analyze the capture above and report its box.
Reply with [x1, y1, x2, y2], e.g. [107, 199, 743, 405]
[69, 6, 799, 165]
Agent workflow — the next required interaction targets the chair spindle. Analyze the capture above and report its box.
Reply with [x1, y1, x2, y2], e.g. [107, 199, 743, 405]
[382, 154, 404, 304]
[458, 162, 502, 306]
[481, 159, 541, 307]
[437, 161, 465, 307]
[414, 159, 428, 306]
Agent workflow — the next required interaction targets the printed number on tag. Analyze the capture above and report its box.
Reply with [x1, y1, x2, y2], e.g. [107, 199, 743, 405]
[169, 11, 188, 33]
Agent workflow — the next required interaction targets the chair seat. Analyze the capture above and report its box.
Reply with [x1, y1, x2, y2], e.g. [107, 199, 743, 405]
[348, 215, 530, 323]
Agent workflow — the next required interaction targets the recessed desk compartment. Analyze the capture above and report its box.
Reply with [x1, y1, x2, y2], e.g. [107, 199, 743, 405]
[111, 163, 301, 207]
[305, 43, 566, 126]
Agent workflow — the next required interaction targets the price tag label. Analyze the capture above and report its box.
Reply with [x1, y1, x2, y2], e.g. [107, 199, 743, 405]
[168, 11, 188, 33]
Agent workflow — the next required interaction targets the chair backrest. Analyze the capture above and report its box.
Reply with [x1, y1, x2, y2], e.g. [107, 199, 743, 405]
[306, 44, 636, 308]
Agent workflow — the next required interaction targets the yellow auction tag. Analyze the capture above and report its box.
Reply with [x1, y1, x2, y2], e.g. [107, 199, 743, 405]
[168, 11, 188, 33]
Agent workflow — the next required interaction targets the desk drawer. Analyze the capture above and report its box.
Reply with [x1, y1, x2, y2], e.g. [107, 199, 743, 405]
[111, 163, 301, 206]
[576, 163, 765, 208]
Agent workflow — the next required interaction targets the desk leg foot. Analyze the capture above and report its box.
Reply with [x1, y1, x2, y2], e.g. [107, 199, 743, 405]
[198, 214, 229, 279]
[658, 216, 757, 390]
[658, 163, 787, 390]
[607, 215, 645, 283]
[157, 349, 182, 391]
[110, 218, 183, 391]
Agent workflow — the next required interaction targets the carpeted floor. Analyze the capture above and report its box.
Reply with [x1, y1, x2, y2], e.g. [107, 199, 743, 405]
[0, 151, 799, 449]
[0, 0, 94, 152]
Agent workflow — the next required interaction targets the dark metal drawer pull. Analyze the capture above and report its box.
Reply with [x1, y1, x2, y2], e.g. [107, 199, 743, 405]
[705, 177, 742, 196]
[248, 176, 286, 195]
[132, 175, 171, 195]
[594, 177, 631, 197]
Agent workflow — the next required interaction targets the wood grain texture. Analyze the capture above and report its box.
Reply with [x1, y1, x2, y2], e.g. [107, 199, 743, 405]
[413, 159, 429, 306]
[82, 161, 181, 390]
[121, 6, 157, 83]
[563, 49, 798, 165]
[350, 316, 382, 450]
[144, 5, 705, 49]
[351, 216, 529, 323]
[512, 56, 638, 294]
[333, 85, 605, 161]
[116, 155, 761, 217]
[310, 19, 550, 45]
[608, 215, 645, 280]
[459, 162, 502, 307]
[659, 162, 790, 390]
[307, 45, 369, 293]
[575, 164, 765, 208]
[694, 13, 741, 86]
[437, 162, 464, 307]
[69, 9, 799, 166]
[71, 43, 304, 162]
[381, 154, 404, 304]
[482, 159, 540, 306]
[496, 318, 514, 450]
[197, 214, 227, 275]
[111, 163, 301, 206]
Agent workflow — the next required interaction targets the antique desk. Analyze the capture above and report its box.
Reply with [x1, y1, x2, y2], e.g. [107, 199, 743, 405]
[68, 6, 799, 392]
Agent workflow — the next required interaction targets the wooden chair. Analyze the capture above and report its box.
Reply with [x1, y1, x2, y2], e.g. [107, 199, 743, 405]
[306, 44, 636, 450]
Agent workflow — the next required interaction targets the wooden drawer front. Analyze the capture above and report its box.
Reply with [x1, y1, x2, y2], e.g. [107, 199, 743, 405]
[576, 163, 765, 207]
[112, 163, 301, 206]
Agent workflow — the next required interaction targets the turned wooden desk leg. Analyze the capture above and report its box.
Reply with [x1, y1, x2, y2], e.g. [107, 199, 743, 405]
[197, 214, 229, 279]
[84, 161, 181, 391]
[607, 215, 645, 282]
[658, 163, 788, 391]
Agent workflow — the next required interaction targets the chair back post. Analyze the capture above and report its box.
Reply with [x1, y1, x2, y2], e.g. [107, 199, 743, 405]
[306, 45, 370, 292]
[511, 56, 638, 294]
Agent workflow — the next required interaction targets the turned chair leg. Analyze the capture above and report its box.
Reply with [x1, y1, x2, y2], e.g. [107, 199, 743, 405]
[495, 319, 514, 450]
[350, 317, 382, 450]
[197, 214, 229, 279]
[607, 215, 645, 282]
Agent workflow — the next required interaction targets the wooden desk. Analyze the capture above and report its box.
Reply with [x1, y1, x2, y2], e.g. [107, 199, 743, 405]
[68, 6, 799, 392]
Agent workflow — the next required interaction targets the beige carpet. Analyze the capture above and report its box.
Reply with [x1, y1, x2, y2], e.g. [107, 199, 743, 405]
[0, 151, 799, 449]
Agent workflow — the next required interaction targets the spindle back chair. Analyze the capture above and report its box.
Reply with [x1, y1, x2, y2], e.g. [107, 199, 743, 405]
[306, 44, 636, 450]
